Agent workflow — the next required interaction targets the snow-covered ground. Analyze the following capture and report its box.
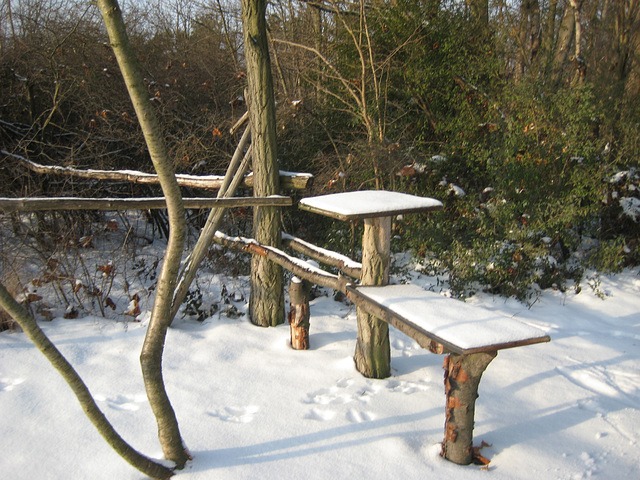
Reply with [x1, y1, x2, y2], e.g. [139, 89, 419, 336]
[1, 246, 639, 479]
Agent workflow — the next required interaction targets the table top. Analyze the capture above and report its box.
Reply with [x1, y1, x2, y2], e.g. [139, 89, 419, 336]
[299, 190, 442, 221]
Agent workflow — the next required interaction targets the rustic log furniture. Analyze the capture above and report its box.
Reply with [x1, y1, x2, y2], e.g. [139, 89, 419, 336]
[346, 283, 550, 464]
[298, 190, 550, 465]
[299, 190, 443, 379]
[216, 190, 551, 465]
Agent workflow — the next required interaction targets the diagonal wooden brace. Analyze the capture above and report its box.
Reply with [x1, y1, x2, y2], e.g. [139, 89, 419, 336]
[441, 351, 497, 465]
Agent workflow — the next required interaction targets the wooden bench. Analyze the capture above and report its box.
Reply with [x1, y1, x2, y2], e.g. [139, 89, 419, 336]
[345, 283, 550, 465]
[215, 226, 551, 466]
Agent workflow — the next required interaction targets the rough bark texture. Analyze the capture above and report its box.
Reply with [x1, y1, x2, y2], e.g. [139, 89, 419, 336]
[242, 0, 285, 327]
[441, 352, 497, 465]
[288, 277, 311, 350]
[552, 2, 577, 83]
[97, 0, 189, 468]
[353, 216, 391, 379]
[0, 283, 174, 480]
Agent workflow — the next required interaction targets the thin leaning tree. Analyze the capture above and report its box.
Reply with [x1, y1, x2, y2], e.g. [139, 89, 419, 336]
[96, 0, 190, 470]
[0, 283, 174, 479]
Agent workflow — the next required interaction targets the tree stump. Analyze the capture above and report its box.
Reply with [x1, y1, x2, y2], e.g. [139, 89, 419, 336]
[441, 351, 497, 465]
[288, 277, 311, 350]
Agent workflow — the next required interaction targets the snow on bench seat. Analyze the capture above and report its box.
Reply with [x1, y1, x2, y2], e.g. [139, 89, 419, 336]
[346, 284, 550, 355]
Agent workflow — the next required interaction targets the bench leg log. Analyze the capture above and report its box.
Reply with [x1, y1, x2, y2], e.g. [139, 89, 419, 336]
[441, 351, 497, 465]
[288, 277, 311, 350]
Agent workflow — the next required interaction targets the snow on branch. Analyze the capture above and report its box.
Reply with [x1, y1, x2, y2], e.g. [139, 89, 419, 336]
[282, 232, 362, 279]
[3, 150, 313, 191]
[213, 231, 351, 293]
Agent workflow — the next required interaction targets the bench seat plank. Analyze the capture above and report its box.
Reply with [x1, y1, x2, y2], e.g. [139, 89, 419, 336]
[347, 284, 550, 355]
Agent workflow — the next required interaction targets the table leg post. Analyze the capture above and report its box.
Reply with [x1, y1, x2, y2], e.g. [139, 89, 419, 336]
[441, 351, 497, 465]
[354, 216, 391, 379]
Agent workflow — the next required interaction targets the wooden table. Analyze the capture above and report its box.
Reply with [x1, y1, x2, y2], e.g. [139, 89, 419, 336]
[299, 190, 442, 378]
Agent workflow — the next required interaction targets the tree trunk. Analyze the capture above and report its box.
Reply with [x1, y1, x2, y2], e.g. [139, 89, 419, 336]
[241, 0, 285, 327]
[96, 0, 190, 469]
[0, 283, 174, 480]
[551, 1, 577, 84]
[623, 0, 640, 100]
[516, 0, 541, 77]
[353, 216, 391, 379]
[288, 277, 311, 350]
[441, 352, 497, 465]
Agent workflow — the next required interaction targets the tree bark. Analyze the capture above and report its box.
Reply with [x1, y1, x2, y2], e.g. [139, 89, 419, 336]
[441, 352, 497, 465]
[242, 0, 285, 327]
[96, 0, 190, 468]
[551, 0, 577, 84]
[288, 277, 311, 350]
[353, 216, 391, 379]
[0, 283, 174, 480]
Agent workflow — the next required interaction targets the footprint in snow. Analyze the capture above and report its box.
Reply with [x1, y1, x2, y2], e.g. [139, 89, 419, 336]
[208, 405, 259, 423]
[95, 393, 147, 412]
[304, 408, 337, 421]
[0, 377, 25, 392]
[346, 408, 375, 423]
[385, 379, 430, 395]
[302, 387, 353, 405]
[336, 377, 354, 388]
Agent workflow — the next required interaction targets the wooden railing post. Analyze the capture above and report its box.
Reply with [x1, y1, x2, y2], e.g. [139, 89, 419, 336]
[288, 277, 311, 350]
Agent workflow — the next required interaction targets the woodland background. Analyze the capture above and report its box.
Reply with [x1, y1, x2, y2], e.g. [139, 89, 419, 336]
[1, 0, 639, 302]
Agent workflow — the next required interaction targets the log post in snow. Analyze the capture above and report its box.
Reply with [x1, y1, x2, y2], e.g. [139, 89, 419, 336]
[353, 216, 392, 379]
[288, 277, 311, 350]
[441, 351, 497, 465]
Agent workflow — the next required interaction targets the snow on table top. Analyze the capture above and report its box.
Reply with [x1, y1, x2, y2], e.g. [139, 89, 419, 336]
[299, 190, 442, 220]
[352, 284, 550, 353]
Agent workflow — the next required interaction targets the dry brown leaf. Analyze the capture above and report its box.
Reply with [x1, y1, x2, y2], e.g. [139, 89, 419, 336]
[98, 263, 113, 276]
[105, 297, 116, 310]
[125, 296, 140, 316]
[27, 293, 43, 303]
[106, 220, 118, 231]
